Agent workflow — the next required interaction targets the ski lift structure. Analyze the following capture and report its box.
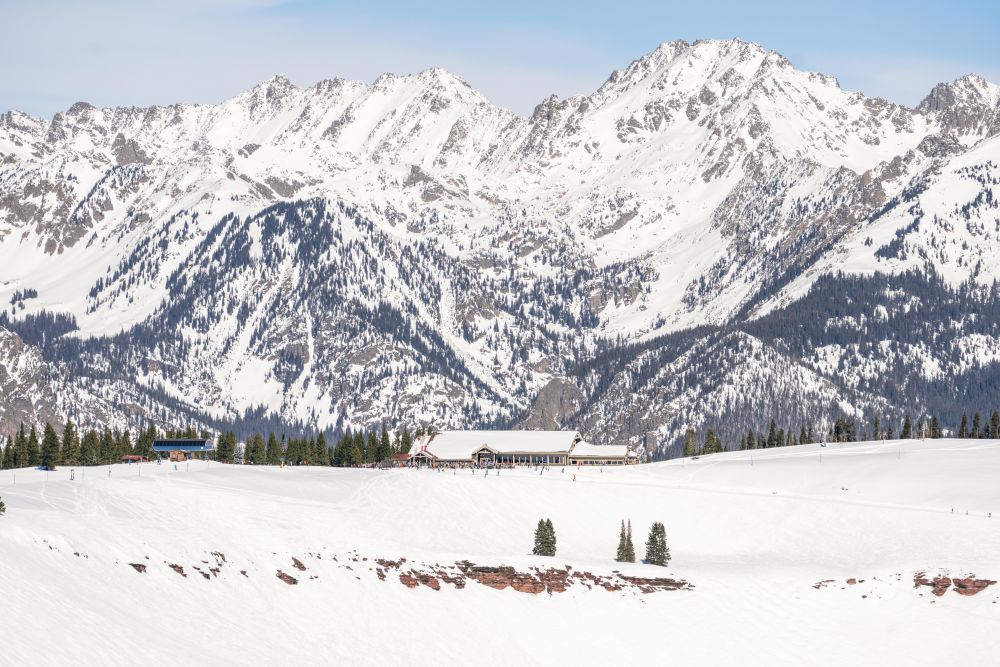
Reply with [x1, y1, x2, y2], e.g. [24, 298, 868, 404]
[152, 438, 215, 462]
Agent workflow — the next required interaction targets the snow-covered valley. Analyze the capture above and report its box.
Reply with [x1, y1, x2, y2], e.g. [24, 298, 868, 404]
[2, 438, 998, 665]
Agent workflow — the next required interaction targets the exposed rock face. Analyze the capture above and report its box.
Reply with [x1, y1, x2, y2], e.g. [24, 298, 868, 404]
[378, 558, 691, 595]
[914, 571, 996, 597]
[518, 377, 585, 431]
[398, 572, 441, 590]
[918, 74, 1000, 140]
[111, 133, 151, 165]
[276, 570, 298, 585]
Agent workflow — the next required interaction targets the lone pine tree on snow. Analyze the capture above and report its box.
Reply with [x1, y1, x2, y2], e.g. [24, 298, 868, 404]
[40, 423, 61, 471]
[533, 518, 556, 556]
[616, 519, 636, 562]
[0, 496, 5, 515]
[644, 522, 670, 566]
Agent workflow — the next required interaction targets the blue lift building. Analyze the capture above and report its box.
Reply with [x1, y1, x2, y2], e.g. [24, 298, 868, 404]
[152, 438, 215, 461]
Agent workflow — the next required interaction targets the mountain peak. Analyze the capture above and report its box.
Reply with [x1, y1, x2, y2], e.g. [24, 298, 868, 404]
[918, 73, 1000, 113]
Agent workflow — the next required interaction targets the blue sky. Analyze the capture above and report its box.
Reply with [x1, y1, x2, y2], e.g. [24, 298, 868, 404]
[2, 0, 998, 118]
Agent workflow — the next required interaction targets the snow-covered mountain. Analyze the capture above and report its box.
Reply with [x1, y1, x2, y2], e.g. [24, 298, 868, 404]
[1, 39, 999, 454]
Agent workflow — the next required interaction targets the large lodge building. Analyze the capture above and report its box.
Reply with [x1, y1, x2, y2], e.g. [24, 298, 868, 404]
[407, 430, 637, 467]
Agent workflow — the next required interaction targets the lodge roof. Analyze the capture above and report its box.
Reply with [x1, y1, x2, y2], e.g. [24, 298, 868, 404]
[408, 430, 585, 461]
[569, 440, 633, 458]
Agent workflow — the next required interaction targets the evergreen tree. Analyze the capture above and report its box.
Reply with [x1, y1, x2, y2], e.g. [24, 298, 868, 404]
[316, 432, 329, 465]
[959, 413, 969, 438]
[991, 411, 1000, 439]
[99, 428, 113, 464]
[347, 435, 362, 467]
[0, 496, 5, 515]
[111, 429, 123, 460]
[702, 429, 723, 454]
[545, 518, 556, 556]
[266, 432, 281, 465]
[644, 522, 670, 566]
[61, 419, 80, 466]
[615, 520, 629, 562]
[624, 520, 635, 562]
[901, 415, 912, 439]
[799, 426, 810, 445]
[683, 428, 697, 457]
[288, 436, 305, 465]
[216, 432, 235, 463]
[398, 425, 412, 455]
[738, 435, 747, 451]
[971, 412, 983, 439]
[533, 519, 547, 556]
[930, 415, 942, 439]
[872, 416, 881, 441]
[332, 431, 347, 466]
[40, 423, 61, 470]
[135, 423, 156, 459]
[766, 420, 778, 448]
[377, 427, 392, 463]
[1, 436, 13, 470]
[81, 430, 99, 465]
[245, 433, 265, 464]
[746, 430, 756, 450]
[27, 425, 40, 467]
[13, 423, 26, 468]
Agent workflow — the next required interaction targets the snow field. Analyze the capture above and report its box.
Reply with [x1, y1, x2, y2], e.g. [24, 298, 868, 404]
[1, 438, 999, 665]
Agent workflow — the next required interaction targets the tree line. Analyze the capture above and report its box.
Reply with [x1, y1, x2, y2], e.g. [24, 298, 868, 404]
[0, 419, 425, 470]
[680, 408, 1000, 457]
[1, 421, 163, 470]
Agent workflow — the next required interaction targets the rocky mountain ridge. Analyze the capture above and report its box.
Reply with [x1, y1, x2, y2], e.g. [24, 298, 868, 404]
[1, 38, 999, 455]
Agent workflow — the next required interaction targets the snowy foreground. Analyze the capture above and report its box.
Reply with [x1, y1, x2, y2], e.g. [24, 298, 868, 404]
[3, 439, 999, 666]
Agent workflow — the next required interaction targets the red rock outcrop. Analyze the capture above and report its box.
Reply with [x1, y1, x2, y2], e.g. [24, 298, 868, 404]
[913, 571, 995, 596]
[276, 570, 298, 585]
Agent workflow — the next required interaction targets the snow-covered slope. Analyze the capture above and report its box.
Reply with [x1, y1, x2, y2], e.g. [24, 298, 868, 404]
[1, 39, 999, 448]
[2, 438, 999, 665]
